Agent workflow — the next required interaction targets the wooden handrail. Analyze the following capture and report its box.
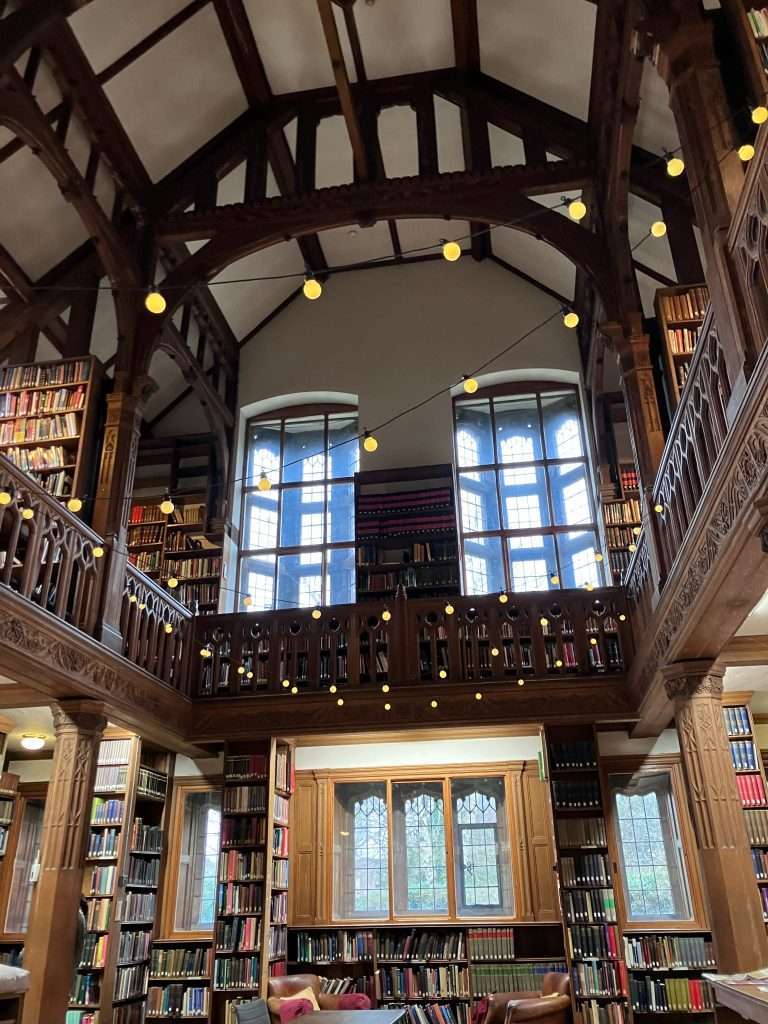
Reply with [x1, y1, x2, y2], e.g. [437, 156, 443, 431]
[122, 562, 193, 692]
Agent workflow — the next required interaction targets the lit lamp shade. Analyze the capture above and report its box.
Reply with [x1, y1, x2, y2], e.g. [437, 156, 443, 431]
[20, 735, 45, 751]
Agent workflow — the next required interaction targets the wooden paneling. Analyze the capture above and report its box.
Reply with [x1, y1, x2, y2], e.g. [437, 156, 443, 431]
[290, 774, 322, 926]
[522, 765, 559, 922]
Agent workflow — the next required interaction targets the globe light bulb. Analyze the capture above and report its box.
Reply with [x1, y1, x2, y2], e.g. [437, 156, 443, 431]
[498, 592, 509, 604]
[517, 678, 525, 686]
[0, 491, 11, 505]
[282, 679, 290, 688]
[666, 156, 685, 177]
[595, 551, 604, 562]
[619, 613, 627, 622]
[654, 503, 664, 513]
[568, 199, 587, 221]
[442, 241, 461, 262]
[238, 666, 246, 675]
[303, 277, 322, 300]
[382, 684, 390, 693]
[67, 497, 83, 513]
[551, 573, 560, 585]
[311, 608, 322, 620]
[475, 691, 483, 701]
[363, 432, 378, 453]
[384, 702, 391, 711]
[167, 576, 179, 589]
[257, 473, 271, 492]
[463, 376, 479, 394]
[491, 647, 499, 657]
[752, 106, 768, 125]
[337, 697, 344, 706]
[20, 736, 45, 751]
[145, 290, 166, 315]
[164, 623, 173, 634]
[739, 144, 756, 162]
[291, 686, 298, 694]
[445, 603, 455, 615]
[439, 669, 447, 679]
[651, 221, 667, 238]
[555, 659, 563, 668]
[431, 699, 439, 708]
[628, 543, 637, 552]
[329, 685, 337, 694]
[129, 595, 137, 604]
[382, 609, 392, 622]
[244, 595, 253, 607]
[92, 545, 104, 558]
[160, 497, 174, 515]
[21, 507, 34, 520]
[563, 311, 579, 329]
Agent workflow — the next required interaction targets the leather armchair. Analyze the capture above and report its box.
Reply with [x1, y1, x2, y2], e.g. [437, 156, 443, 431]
[267, 974, 342, 1022]
[483, 972, 571, 1024]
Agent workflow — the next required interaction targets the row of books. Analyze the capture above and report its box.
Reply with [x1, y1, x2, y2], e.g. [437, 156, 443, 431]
[126, 854, 160, 887]
[574, 1001, 625, 1024]
[0, 359, 90, 390]
[130, 551, 161, 573]
[128, 523, 164, 545]
[117, 928, 151, 963]
[568, 924, 620, 960]
[219, 849, 265, 882]
[91, 798, 124, 825]
[557, 817, 607, 848]
[608, 551, 631, 578]
[86, 898, 111, 931]
[146, 984, 209, 1017]
[218, 881, 263, 916]
[123, 891, 156, 923]
[86, 865, 115, 896]
[748, 7, 768, 36]
[271, 891, 288, 923]
[320, 977, 370, 995]
[34, 468, 73, 496]
[603, 499, 641, 526]
[174, 581, 218, 606]
[88, 828, 119, 859]
[222, 816, 267, 848]
[274, 793, 290, 824]
[0, 411, 80, 444]
[760, 887, 768, 919]
[466, 928, 514, 961]
[225, 753, 269, 781]
[378, 931, 466, 962]
[358, 565, 460, 592]
[623, 934, 715, 970]
[388, 1003, 471, 1024]
[131, 820, 163, 854]
[294, 931, 364, 962]
[377, 966, 469, 998]
[0, 384, 86, 418]
[572, 961, 628, 998]
[273, 826, 289, 857]
[666, 328, 698, 355]
[659, 287, 708, 323]
[129, 504, 165, 524]
[66, 1013, 99, 1024]
[560, 855, 612, 887]
[674, 362, 690, 391]
[736, 773, 767, 807]
[605, 526, 637, 548]
[358, 489, 454, 518]
[619, 467, 639, 492]
[0, 797, 14, 825]
[746, 807, 768, 845]
[4, 443, 71, 470]
[80, 932, 109, 968]
[137, 767, 167, 800]
[216, 915, 261, 953]
[71, 972, 99, 1006]
[213, 954, 260, 990]
[357, 541, 458, 566]
[165, 555, 221, 579]
[99, 739, 132, 766]
[275, 745, 294, 793]
[549, 741, 597, 770]
[470, 964, 567, 998]
[730, 740, 759, 771]
[629, 977, 712, 1013]
[724, 706, 752, 737]
[223, 785, 266, 814]
[94, 764, 128, 793]
[113, 963, 148, 1001]
[269, 924, 288, 957]
[553, 780, 601, 810]
[168, 503, 206, 525]
[564, 888, 616, 923]
[272, 858, 289, 887]
[150, 945, 212, 978]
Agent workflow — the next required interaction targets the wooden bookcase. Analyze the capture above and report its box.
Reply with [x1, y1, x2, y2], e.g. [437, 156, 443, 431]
[287, 922, 565, 1019]
[0, 355, 103, 505]
[355, 465, 460, 601]
[603, 467, 641, 585]
[722, 695, 768, 925]
[0, 773, 18, 861]
[719, 2, 768, 105]
[146, 938, 212, 1020]
[654, 286, 709, 412]
[72, 732, 173, 1024]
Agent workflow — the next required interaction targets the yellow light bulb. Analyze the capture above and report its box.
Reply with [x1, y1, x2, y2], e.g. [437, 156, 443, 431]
[145, 290, 167, 315]
[619, 613, 627, 622]
[21, 507, 34, 520]
[651, 220, 667, 238]
[244, 595, 253, 607]
[291, 686, 298, 694]
[129, 594, 137, 604]
[555, 659, 563, 668]
[517, 678, 525, 686]
[739, 143, 756, 162]
[654, 503, 664, 513]
[752, 106, 768, 125]
[67, 497, 83, 513]
[311, 608, 322, 620]
[568, 199, 587, 221]
[337, 697, 344, 706]
[633, 526, 641, 536]
[363, 433, 378, 453]
[167, 576, 179, 589]
[491, 647, 499, 657]
[257, 473, 271, 492]
[0, 491, 11, 505]
[475, 691, 483, 701]
[463, 376, 479, 394]
[384, 702, 391, 711]
[303, 277, 322, 300]
[539, 617, 548, 627]
[329, 684, 337, 694]
[138, 603, 146, 611]
[442, 241, 462, 262]
[164, 623, 173, 634]
[628, 543, 637, 552]
[666, 156, 685, 177]
[200, 647, 211, 658]
[431, 699, 439, 708]
[445, 603, 455, 615]
[563, 311, 579, 329]
[282, 679, 290, 688]
[585, 582, 594, 592]
[246, 671, 254, 679]
[382, 609, 392, 622]
[160, 498, 174, 515]
[498, 592, 509, 604]
[551, 574, 560, 586]
[382, 684, 390, 693]
[439, 669, 447, 679]
[238, 666, 246, 675]
[590, 637, 598, 646]
[92, 545, 104, 558]
[595, 551, 603, 562]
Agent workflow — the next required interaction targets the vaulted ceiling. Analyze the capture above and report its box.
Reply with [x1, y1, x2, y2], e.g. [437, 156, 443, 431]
[0, 0, 695, 431]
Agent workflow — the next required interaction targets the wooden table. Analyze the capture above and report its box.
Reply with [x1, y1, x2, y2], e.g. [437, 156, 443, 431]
[304, 1011, 406, 1024]
[709, 978, 768, 1024]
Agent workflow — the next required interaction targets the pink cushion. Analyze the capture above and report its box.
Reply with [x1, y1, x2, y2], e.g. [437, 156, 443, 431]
[338, 994, 372, 1010]
[280, 999, 314, 1024]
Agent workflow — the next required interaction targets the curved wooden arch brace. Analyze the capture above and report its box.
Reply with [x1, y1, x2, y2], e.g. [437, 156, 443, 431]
[138, 164, 618, 371]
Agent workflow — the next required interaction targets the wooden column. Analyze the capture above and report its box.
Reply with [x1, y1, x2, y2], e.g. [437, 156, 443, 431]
[664, 662, 768, 972]
[22, 700, 107, 1024]
[611, 325, 666, 490]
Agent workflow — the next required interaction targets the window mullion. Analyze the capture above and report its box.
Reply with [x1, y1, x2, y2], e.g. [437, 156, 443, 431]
[488, 398, 511, 593]
[386, 778, 395, 921]
[443, 775, 458, 919]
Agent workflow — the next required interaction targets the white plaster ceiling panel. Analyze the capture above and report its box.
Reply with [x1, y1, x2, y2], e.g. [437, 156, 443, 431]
[2, 705, 55, 753]
[492, 226, 576, 300]
[353, 0, 454, 80]
[89, 282, 119, 364]
[35, 336, 60, 363]
[0, 147, 88, 279]
[379, 106, 419, 180]
[434, 97, 465, 174]
[218, 160, 247, 207]
[144, 348, 186, 421]
[104, 5, 247, 181]
[17, 53, 62, 113]
[334, 3, 358, 84]
[151, 391, 199, 436]
[628, 192, 676, 284]
[395, 218, 471, 258]
[738, 589, 768, 636]
[479, 0, 597, 120]
[244, 0, 336, 93]
[316, 222, 393, 268]
[315, 115, 354, 189]
[69, 0, 191, 74]
[489, 125, 526, 167]
[209, 240, 305, 339]
[635, 269, 659, 318]
[635, 60, 680, 156]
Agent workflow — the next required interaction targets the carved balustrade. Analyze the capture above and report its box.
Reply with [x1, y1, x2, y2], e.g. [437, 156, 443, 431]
[193, 588, 633, 697]
[0, 454, 104, 634]
[728, 123, 768, 358]
[122, 564, 193, 690]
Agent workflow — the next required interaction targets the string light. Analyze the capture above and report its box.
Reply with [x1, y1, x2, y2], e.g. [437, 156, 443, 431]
[498, 593, 509, 604]
[21, 507, 34, 520]
[628, 543, 637, 552]
[633, 526, 641, 536]
[329, 685, 337, 694]
[160, 495, 175, 515]
[362, 431, 378, 453]
[67, 497, 83, 513]
[281, 679, 290, 688]
[491, 647, 499, 657]
[246, 671, 254, 680]
[752, 106, 768, 125]
[311, 608, 322, 620]
[475, 691, 483, 701]
[145, 290, 166, 314]
[563, 311, 579, 329]
[666, 155, 685, 177]
[439, 669, 447, 679]
[568, 199, 587, 221]
[92, 545, 104, 557]
[164, 623, 173, 634]
[257, 472, 271, 492]
[337, 697, 344, 706]
[291, 686, 298, 694]
[619, 613, 627, 622]
[739, 143, 756, 162]
[303, 276, 322, 300]
[651, 221, 667, 238]
[384, 702, 391, 711]
[445, 603, 455, 615]
[550, 571, 560, 585]
[243, 595, 253, 607]
[594, 551, 603, 562]
[0, 491, 10, 505]
[382, 609, 392, 622]
[654, 503, 664, 513]
[442, 240, 461, 262]
[382, 684, 390, 693]
[517, 678, 525, 686]
[167, 576, 179, 589]
[237, 666, 246, 675]
[431, 699, 439, 708]
[462, 376, 479, 394]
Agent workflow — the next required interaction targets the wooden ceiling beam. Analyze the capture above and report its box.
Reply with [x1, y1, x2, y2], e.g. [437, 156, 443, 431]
[0, 0, 95, 68]
[317, 0, 369, 180]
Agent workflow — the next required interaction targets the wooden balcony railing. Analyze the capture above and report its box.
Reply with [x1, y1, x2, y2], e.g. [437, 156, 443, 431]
[0, 454, 104, 634]
[122, 563, 193, 691]
[193, 588, 633, 698]
[727, 123, 768, 358]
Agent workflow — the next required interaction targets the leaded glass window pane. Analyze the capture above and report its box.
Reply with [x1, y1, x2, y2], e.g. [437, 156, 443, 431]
[334, 783, 389, 919]
[451, 777, 514, 916]
[393, 783, 448, 915]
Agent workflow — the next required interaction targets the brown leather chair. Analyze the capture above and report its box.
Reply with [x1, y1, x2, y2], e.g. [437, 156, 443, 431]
[267, 974, 343, 1023]
[483, 972, 571, 1024]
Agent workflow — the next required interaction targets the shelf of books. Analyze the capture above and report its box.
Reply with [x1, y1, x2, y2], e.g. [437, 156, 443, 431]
[355, 466, 460, 600]
[722, 696, 768, 923]
[0, 355, 103, 504]
[653, 286, 709, 412]
[128, 499, 222, 614]
[288, 924, 566, 1023]
[603, 491, 642, 586]
[0, 772, 18, 860]
[146, 939, 212, 1020]
[71, 732, 172, 1024]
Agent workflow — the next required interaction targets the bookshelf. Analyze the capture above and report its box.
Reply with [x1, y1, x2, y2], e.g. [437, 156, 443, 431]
[287, 923, 566, 1022]
[653, 286, 709, 412]
[0, 772, 19, 860]
[355, 466, 460, 600]
[722, 696, 768, 923]
[146, 939, 212, 1020]
[72, 732, 173, 1024]
[0, 356, 103, 505]
[603, 469, 641, 586]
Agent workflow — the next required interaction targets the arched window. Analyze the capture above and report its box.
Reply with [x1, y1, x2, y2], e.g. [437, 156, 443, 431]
[334, 782, 389, 919]
[454, 384, 603, 594]
[392, 783, 448, 915]
[239, 406, 358, 610]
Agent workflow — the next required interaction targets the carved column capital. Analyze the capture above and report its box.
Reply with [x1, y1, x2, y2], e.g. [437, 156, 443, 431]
[50, 699, 108, 738]
[662, 660, 725, 702]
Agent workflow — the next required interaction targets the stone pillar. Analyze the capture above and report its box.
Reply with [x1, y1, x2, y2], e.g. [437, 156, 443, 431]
[664, 662, 768, 972]
[22, 701, 106, 1024]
